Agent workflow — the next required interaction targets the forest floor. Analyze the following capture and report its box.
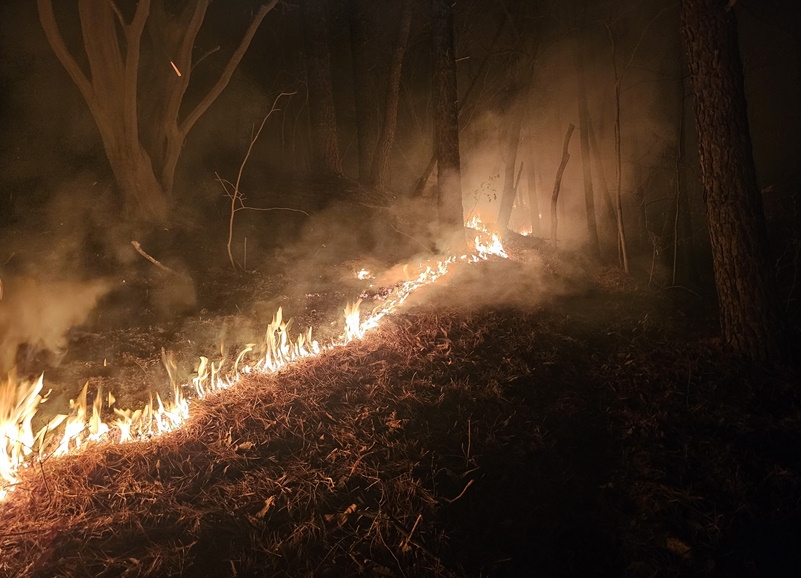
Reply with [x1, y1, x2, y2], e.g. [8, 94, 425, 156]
[1, 238, 800, 577]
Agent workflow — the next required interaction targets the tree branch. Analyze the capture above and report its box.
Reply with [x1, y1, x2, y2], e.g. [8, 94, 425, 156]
[180, 0, 278, 135]
[107, 0, 126, 31]
[166, 1, 209, 134]
[78, 0, 124, 104]
[36, 0, 98, 114]
[123, 0, 151, 146]
[222, 91, 296, 270]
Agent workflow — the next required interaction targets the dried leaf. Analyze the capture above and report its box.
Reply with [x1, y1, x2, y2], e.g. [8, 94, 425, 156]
[666, 537, 691, 556]
[326, 503, 358, 526]
[255, 496, 275, 519]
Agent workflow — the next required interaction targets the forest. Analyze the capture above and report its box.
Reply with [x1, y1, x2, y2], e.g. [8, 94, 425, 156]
[0, 0, 799, 576]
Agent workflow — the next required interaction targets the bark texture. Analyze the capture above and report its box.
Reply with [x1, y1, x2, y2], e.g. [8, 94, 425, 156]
[432, 0, 465, 243]
[681, 0, 785, 362]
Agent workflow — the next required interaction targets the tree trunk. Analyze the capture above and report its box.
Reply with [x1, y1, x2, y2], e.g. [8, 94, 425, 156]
[680, 0, 786, 362]
[527, 137, 541, 237]
[347, 0, 374, 183]
[605, 24, 630, 273]
[411, 16, 508, 198]
[577, 41, 601, 261]
[302, 0, 343, 178]
[38, 0, 274, 224]
[551, 124, 575, 248]
[587, 117, 616, 226]
[673, 74, 700, 285]
[432, 0, 465, 247]
[496, 102, 524, 232]
[369, 0, 413, 191]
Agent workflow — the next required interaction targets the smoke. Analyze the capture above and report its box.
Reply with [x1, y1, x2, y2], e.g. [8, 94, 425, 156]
[0, 275, 113, 377]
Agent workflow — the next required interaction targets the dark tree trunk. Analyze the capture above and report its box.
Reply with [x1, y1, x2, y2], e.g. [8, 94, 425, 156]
[577, 41, 601, 261]
[674, 74, 700, 285]
[527, 137, 541, 237]
[680, 0, 786, 362]
[302, 0, 343, 178]
[412, 16, 508, 198]
[550, 124, 575, 247]
[587, 117, 616, 228]
[347, 0, 374, 183]
[432, 0, 465, 245]
[370, 0, 413, 191]
[496, 102, 524, 232]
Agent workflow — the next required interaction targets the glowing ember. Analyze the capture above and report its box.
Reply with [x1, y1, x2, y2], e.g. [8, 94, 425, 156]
[0, 217, 507, 499]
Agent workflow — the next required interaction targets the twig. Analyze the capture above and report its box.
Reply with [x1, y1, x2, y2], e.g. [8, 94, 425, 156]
[400, 513, 422, 552]
[223, 91, 297, 270]
[445, 478, 474, 504]
[130, 241, 178, 275]
[192, 45, 220, 72]
[390, 224, 435, 254]
[359, 510, 441, 562]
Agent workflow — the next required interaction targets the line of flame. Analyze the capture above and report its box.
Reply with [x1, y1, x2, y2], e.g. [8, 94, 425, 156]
[0, 218, 506, 499]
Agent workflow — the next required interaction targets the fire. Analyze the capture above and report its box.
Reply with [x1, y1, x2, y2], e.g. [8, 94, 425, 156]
[466, 215, 508, 259]
[0, 217, 507, 499]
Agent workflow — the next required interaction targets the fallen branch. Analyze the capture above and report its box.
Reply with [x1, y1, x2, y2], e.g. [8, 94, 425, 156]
[131, 241, 178, 275]
[445, 478, 474, 504]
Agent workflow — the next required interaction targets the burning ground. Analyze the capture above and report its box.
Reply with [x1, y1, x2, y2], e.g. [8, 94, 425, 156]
[1, 240, 800, 577]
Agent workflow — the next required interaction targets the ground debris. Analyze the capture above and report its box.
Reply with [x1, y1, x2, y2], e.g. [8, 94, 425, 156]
[1, 272, 799, 577]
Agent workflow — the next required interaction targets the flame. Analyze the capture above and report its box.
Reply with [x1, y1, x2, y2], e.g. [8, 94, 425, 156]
[0, 217, 507, 499]
[344, 300, 364, 341]
[466, 216, 508, 259]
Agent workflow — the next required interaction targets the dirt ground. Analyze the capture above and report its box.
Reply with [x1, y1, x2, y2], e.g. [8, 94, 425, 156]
[1, 240, 800, 577]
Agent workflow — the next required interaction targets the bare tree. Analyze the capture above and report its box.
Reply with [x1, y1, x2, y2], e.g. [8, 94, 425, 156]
[681, 0, 786, 362]
[37, 0, 276, 224]
[604, 5, 669, 272]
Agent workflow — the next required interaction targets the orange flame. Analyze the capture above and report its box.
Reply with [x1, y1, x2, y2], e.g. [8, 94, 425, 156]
[0, 217, 507, 499]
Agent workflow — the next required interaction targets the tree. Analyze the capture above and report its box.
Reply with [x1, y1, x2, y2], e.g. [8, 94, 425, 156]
[347, 0, 374, 184]
[432, 0, 465, 246]
[37, 0, 276, 224]
[577, 35, 601, 261]
[369, 0, 413, 191]
[680, 0, 786, 362]
[302, 0, 343, 178]
[487, 1, 540, 234]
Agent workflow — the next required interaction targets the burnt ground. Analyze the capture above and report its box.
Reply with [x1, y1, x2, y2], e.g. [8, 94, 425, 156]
[1, 239, 801, 578]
